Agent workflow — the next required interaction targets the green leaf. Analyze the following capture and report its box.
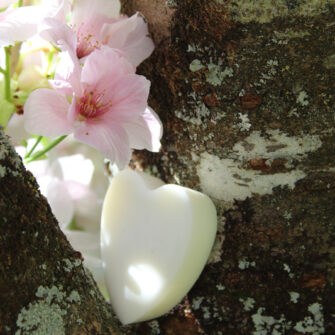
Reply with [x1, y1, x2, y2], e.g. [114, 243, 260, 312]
[0, 98, 15, 127]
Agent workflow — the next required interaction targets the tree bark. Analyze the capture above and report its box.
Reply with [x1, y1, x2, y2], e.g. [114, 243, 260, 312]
[121, 1, 335, 334]
[0, 128, 122, 334]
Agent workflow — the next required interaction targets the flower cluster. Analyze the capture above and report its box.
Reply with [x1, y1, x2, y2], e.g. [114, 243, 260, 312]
[0, 0, 162, 293]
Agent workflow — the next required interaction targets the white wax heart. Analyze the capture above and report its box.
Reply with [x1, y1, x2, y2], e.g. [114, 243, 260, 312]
[101, 170, 217, 325]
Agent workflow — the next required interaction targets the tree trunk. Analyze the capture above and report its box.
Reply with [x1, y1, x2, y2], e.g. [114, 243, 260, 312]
[0, 128, 122, 334]
[121, 1, 335, 334]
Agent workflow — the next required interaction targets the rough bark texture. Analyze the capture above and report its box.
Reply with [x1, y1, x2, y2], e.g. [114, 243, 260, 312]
[0, 128, 122, 334]
[121, 1, 335, 334]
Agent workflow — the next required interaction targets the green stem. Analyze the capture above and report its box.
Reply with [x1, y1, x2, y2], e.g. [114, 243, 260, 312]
[24, 135, 67, 164]
[18, 0, 23, 6]
[4, 46, 11, 102]
[25, 135, 43, 158]
[44, 48, 55, 77]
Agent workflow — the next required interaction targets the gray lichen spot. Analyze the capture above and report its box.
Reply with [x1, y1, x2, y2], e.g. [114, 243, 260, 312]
[296, 91, 309, 106]
[36, 285, 65, 304]
[189, 59, 205, 72]
[73, 258, 82, 267]
[192, 296, 205, 310]
[239, 297, 256, 312]
[63, 258, 82, 272]
[274, 29, 311, 40]
[148, 320, 161, 334]
[0, 166, 6, 178]
[289, 291, 300, 303]
[15, 301, 65, 335]
[238, 257, 256, 270]
[323, 54, 335, 69]
[15, 285, 86, 334]
[228, 0, 335, 23]
[294, 303, 325, 334]
[165, 0, 177, 8]
[66, 290, 81, 304]
[252, 307, 291, 334]
[206, 59, 233, 86]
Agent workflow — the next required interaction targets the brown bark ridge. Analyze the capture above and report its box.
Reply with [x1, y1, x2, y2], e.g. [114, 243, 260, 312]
[122, 0, 335, 334]
[0, 127, 122, 334]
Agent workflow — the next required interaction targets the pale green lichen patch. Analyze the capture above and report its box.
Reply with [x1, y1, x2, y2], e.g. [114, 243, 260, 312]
[294, 303, 325, 334]
[192, 296, 205, 310]
[16, 285, 83, 334]
[323, 54, 335, 69]
[239, 297, 256, 311]
[148, 320, 161, 335]
[252, 307, 291, 334]
[197, 130, 323, 202]
[238, 258, 256, 270]
[16, 301, 65, 335]
[189, 59, 205, 72]
[206, 59, 233, 86]
[66, 290, 81, 304]
[63, 258, 82, 272]
[228, 0, 335, 23]
[216, 283, 225, 291]
[296, 91, 309, 106]
[36, 285, 66, 304]
[174, 91, 210, 126]
[0, 165, 6, 178]
[236, 113, 252, 132]
[274, 29, 311, 40]
[289, 291, 300, 303]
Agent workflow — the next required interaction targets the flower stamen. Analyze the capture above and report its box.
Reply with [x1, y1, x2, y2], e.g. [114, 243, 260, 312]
[78, 90, 112, 121]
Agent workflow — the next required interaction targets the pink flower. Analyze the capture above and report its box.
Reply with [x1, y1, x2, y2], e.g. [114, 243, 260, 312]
[23, 48, 162, 169]
[0, 0, 69, 47]
[40, 0, 154, 66]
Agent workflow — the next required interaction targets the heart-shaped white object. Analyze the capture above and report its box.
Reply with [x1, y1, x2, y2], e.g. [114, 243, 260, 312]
[101, 170, 217, 324]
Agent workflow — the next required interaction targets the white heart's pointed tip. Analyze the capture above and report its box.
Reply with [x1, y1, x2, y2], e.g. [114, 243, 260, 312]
[101, 170, 217, 324]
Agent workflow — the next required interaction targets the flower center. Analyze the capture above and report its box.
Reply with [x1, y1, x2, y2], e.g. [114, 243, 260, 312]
[76, 34, 101, 58]
[73, 23, 101, 58]
[78, 90, 111, 121]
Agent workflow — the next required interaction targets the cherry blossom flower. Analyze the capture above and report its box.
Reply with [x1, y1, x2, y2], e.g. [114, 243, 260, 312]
[24, 48, 162, 169]
[40, 0, 154, 66]
[0, 0, 69, 47]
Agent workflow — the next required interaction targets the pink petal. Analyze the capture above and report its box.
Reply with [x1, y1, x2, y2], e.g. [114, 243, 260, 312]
[101, 74, 150, 122]
[54, 50, 82, 96]
[39, 17, 76, 53]
[49, 79, 74, 95]
[74, 120, 131, 169]
[0, 6, 41, 46]
[24, 88, 73, 137]
[81, 48, 134, 89]
[50, 0, 71, 23]
[124, 107, 163, 152]
[6, 113, 30, 145]
[71, 0, 120, 25]
[101, 13, 154, 66]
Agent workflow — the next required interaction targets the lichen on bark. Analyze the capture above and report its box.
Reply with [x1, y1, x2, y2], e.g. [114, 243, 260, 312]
[0, 128, 122, 334]
[122, 0, 335, 334]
